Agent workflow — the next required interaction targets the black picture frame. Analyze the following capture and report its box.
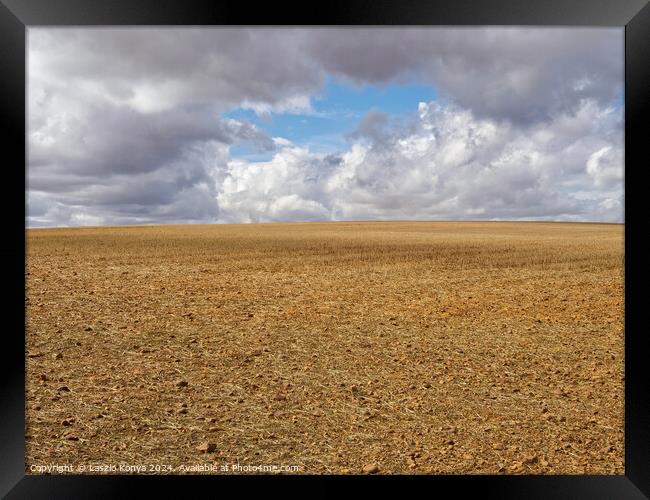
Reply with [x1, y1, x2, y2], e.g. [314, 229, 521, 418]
[2, 0, 647, 497]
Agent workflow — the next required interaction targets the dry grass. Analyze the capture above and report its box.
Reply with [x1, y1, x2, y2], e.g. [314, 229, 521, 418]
[25, 221, 624, 474]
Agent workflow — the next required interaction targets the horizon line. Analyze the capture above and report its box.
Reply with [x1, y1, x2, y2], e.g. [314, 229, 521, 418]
[25, 219, 625, 230]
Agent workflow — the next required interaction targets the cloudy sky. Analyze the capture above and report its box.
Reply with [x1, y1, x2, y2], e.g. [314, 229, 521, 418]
[27, 28, 624, 227]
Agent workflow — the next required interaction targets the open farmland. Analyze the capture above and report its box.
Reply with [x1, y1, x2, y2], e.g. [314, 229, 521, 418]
[25, 221, 624, 474]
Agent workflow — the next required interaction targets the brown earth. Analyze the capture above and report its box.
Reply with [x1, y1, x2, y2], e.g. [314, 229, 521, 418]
[25, 221, 624, 474]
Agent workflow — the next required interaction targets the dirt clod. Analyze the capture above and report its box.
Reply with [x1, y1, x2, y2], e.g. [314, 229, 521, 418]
[196, 442, 217, 453]
[363, 464, 380, 474]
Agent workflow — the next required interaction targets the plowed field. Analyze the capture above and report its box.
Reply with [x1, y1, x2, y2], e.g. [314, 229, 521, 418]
[25, 221, 624, 474]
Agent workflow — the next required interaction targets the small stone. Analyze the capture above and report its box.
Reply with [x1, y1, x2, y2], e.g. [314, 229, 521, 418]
[176, 380, 189, 388]
[66, 435, 79, 441]
[509, 461, 524, 472]
[196, 441, 217, 453]
[362, 464, 380, 474]
[62, 418, 74, 426]
[84, 326, 93, 332]
[274, 393, 287, 401]
[57, 386, 70, 392]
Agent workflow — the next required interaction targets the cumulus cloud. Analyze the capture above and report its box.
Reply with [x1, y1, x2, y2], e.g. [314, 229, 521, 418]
[27, 27, 624, 226]
[217, 146, 335, 223]
[586, 146, 624, 188]
[216, 99, 622, 223]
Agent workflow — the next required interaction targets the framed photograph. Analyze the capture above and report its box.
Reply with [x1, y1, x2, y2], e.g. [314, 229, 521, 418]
[2, 0, 648, 496]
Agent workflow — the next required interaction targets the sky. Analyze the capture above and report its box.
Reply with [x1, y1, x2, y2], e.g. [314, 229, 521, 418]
[27, 27, 624, 227]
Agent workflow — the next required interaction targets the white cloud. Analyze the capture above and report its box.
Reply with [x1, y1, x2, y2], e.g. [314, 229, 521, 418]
[241, 95, 315, 117]
[586, 146, 623, 188]
[217, 146, 335, 223]
[209, 98, 623, 224]
[273, 137, 293, 147]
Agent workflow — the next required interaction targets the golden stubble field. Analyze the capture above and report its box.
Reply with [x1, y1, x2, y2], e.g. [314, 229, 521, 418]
[25, 221, 624, 474]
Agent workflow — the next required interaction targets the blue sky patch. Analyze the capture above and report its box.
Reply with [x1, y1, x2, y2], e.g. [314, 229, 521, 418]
[225, 78, 437, 161]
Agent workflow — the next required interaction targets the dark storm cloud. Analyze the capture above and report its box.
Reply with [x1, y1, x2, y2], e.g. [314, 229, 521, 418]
[28, 27, 623, 226]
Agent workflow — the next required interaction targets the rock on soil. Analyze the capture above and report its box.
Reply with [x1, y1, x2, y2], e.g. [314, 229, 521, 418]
[196, 442, 217, 453]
